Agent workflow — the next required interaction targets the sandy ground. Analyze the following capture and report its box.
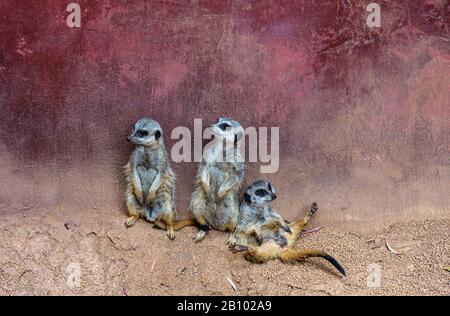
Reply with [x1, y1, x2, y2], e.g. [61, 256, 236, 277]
[0, 207, 448, 296]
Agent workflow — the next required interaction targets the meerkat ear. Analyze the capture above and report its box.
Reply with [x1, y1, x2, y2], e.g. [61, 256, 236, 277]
[244, 193, 251, 204]
[155, 130, 161, 140]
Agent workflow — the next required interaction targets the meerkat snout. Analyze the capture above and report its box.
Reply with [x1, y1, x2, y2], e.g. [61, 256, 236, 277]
[208, 117, 243, 141]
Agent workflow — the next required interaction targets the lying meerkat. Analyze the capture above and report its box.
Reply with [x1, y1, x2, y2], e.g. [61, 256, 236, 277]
[124, 118, 177, 240]
[228, 180, 291, 248]
[176, 118, 245, 242]
[229, 181, 346, 276]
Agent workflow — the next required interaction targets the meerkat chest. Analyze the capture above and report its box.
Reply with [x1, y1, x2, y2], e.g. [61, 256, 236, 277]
[135, 156, 159, 189]
[209, 162, 234, 184]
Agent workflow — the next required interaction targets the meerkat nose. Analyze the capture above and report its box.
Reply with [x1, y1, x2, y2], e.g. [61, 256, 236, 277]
[127, 136, 131, 142]
[271, 193, 277, 200]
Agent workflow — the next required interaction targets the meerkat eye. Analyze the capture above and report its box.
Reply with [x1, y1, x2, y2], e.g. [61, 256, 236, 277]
[154, 130, 161, 140]
[137, 130, 148, 137]
[255, 189, 267, 197]
[267, 183, 273, 192]
[219, 123, 231, 131]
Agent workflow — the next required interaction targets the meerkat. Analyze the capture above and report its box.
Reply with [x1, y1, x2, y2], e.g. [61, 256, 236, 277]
[228, 180, 291, 248]
[177, 118, 246, 242]
[124, 118, 177, 240]
[229, 181, 346, 276]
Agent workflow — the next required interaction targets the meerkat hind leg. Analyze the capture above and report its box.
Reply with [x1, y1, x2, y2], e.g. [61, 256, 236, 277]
[165, 222, 175, 240]
[286, 202, 318, 246]
[153, 219, 176, 240]
[125, 196, 142, 227]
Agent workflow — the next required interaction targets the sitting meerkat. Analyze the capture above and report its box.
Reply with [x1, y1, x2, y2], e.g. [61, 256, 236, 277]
[179, 118, 246, 242]
[229, 181, 346, 276]
[124, 118, 177, 240]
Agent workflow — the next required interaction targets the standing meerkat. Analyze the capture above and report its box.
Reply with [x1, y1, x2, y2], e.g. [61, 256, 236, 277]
[124, 118, 177, 240]
[179, 118, 246, 242]
[229, 181, 346, 276]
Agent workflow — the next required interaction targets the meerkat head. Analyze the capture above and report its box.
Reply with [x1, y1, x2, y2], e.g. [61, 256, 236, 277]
[208, 117, 244, 144]
[127, 118, 163, 148]
[243, 180, 277, 208]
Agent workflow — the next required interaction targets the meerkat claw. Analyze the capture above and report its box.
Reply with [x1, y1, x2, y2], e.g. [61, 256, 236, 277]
[125, 216, 138, 227]
[166, 230, 176, 240]
[232, 245, 249, 253]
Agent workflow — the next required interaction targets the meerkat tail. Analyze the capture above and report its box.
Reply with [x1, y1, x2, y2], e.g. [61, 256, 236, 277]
[192, 216, 210, 242]
[173, 219, 197, 231]
[243, 248, 278, 264]
[279, 249, 346, 276]
[194, 230, 207, 242]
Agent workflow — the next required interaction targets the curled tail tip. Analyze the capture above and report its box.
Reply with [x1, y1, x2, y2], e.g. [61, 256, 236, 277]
[322, 254, 346, 276]
[193, 230, 207, 242]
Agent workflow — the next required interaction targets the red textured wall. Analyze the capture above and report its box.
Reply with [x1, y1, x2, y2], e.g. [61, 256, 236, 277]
[0, 0, 448, 232]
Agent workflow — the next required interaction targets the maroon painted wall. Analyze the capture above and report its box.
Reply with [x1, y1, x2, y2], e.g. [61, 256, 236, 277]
[0, 1, 448, 232]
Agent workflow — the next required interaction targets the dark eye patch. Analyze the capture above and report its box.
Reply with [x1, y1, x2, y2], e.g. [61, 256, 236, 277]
[154, 130, 161, 140]
[137, 130, 149, 137]
[255, 189, 267, 197]
[219, 123, 231, 131]
[267, 183, 272, 192]
[244, 193, 251, 203]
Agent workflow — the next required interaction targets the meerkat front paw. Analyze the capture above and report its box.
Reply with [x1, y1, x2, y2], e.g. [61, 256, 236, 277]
[217, 189, 227, 199]
[231, 244, 250, 253]
[146, 191, 156, 202]
[281, 225, 292, 234]
[202, 183, 211, 193]
[227, 238, 238, 249]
